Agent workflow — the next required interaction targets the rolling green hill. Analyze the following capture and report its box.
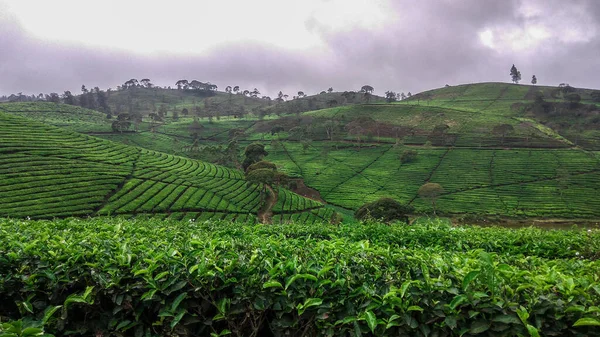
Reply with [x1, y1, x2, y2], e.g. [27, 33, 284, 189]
[2, 82, 599, 221]
[0, 111, 333, 222]
[0, 102, 112, 133]
[258, 83, 600, 218]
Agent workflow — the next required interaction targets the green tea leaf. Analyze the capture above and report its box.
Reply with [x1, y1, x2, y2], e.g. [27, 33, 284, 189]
[469, 320, 490, 334]
[262, 281, 283, 289]
[365, 311, 377, 333]
[42, 305, 62, 325]
[573, 318, 600, 327]
[526, 324, 540, 337]
[462, 270, 479, 290]
[170, 310, 186, 330]
[449, 295, 467, 310]
[407, 306, 423, 312]
[170, 293, 187, 312]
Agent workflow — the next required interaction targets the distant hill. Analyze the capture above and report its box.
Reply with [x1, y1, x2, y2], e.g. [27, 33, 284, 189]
[0, 111, 333, 222]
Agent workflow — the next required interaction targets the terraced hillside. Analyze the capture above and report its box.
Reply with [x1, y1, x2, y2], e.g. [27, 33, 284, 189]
[256, 83, 600, 218]
[265, 143, 600, 218]
[3, 83, 599, 220]
[0, 112, 332, 222]
[0, 102, 112, 133]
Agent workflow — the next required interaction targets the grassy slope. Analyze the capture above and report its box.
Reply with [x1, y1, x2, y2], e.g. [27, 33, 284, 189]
[262, 83, 600, 218]
[0, 102, 113, 132]
[0, 111, 331, 222]
[3, 83, 599, 220]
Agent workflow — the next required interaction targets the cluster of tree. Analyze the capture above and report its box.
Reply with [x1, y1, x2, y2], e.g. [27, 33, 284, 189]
[110, 113, 138, 132]
[511, 64, 541, 86]
[120, 78, 154, 89]
[0, 93, 45, 102]
[13, 85, 112, 113]
[354, 182, 444, 223]
[78, 85, 110, 112]
[175, 79, 218, 92]
[355, 198, 413, 223]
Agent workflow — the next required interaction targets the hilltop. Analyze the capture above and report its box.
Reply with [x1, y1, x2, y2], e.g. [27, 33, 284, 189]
[0, 111, 333, 222]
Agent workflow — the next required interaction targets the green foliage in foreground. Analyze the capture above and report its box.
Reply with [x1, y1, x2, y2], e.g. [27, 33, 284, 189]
[1, 219, 599, 336]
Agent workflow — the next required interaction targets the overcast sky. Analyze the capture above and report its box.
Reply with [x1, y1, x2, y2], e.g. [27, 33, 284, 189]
[1, 0, 599, 97]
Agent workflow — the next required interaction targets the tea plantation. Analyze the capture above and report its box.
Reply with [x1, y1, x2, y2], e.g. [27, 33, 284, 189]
[0, 112, 329, 222]
[265, 142, 600, 218]
[0, 218, 599, 336]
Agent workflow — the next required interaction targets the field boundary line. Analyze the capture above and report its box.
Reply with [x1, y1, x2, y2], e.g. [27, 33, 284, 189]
[93, 149, 141, 214]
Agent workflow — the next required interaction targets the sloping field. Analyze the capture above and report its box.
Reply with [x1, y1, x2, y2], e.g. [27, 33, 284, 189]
[266, 142, 600, 218]
[0, 112, 328, 222]
[0, 102, 112, 132]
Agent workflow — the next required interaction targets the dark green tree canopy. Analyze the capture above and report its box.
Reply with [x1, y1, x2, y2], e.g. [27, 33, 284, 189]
[401, 150, 418, 163]
[247, 161, 277, 173]
[245, 168, 276, 186]
[355, 198, 413, 223]
[242, 143, 268, 171]
[510, 64, 521, 84]
[418, 183, 444, 215]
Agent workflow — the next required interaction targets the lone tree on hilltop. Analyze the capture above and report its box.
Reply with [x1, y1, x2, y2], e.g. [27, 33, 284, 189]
[559, 83, 575, 95]
[361, 85, 374, 94]
[531, 75, 537, 85]
[418, 182, 444, 216]
[242, 143, 268, 171]
[510, 64, 522, 84]
[140, 78, 153, 88]
[176, 80, 188, 90]
[492, 124, 514, 145]
[327, 87, 333, 93]
[355, 198, 414, 223]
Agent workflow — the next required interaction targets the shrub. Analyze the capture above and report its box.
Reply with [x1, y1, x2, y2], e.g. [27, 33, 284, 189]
[400, 149, 418, 163]
[355, 197, 413, 223]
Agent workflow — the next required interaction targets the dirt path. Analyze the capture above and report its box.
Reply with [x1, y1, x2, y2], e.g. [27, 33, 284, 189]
[257, 185, 278, 224]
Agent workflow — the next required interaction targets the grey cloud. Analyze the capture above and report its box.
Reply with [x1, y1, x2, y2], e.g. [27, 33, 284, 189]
[1, 0, 599, 97]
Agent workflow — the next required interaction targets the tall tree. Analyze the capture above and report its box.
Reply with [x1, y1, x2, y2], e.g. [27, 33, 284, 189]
[233, 86, 240, 94]
[385, 91, 397, 103]
[175, 80, 188, 90]
[360, 85, 374, 94]
[418, 183, 444, 215]
[62, 91, 75, 105]
[45, 93, 60, 103]
[510, 64, 522, 84]
[531, 75, 537, 85]
[327, 87, 333, 93]
[242, 143, 268, 171]
[140, 79, 152, 88]
[94, 87, 109, 112]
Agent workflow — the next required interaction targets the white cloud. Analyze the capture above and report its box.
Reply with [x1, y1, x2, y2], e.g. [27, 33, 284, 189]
[2, 0, 393, 55]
